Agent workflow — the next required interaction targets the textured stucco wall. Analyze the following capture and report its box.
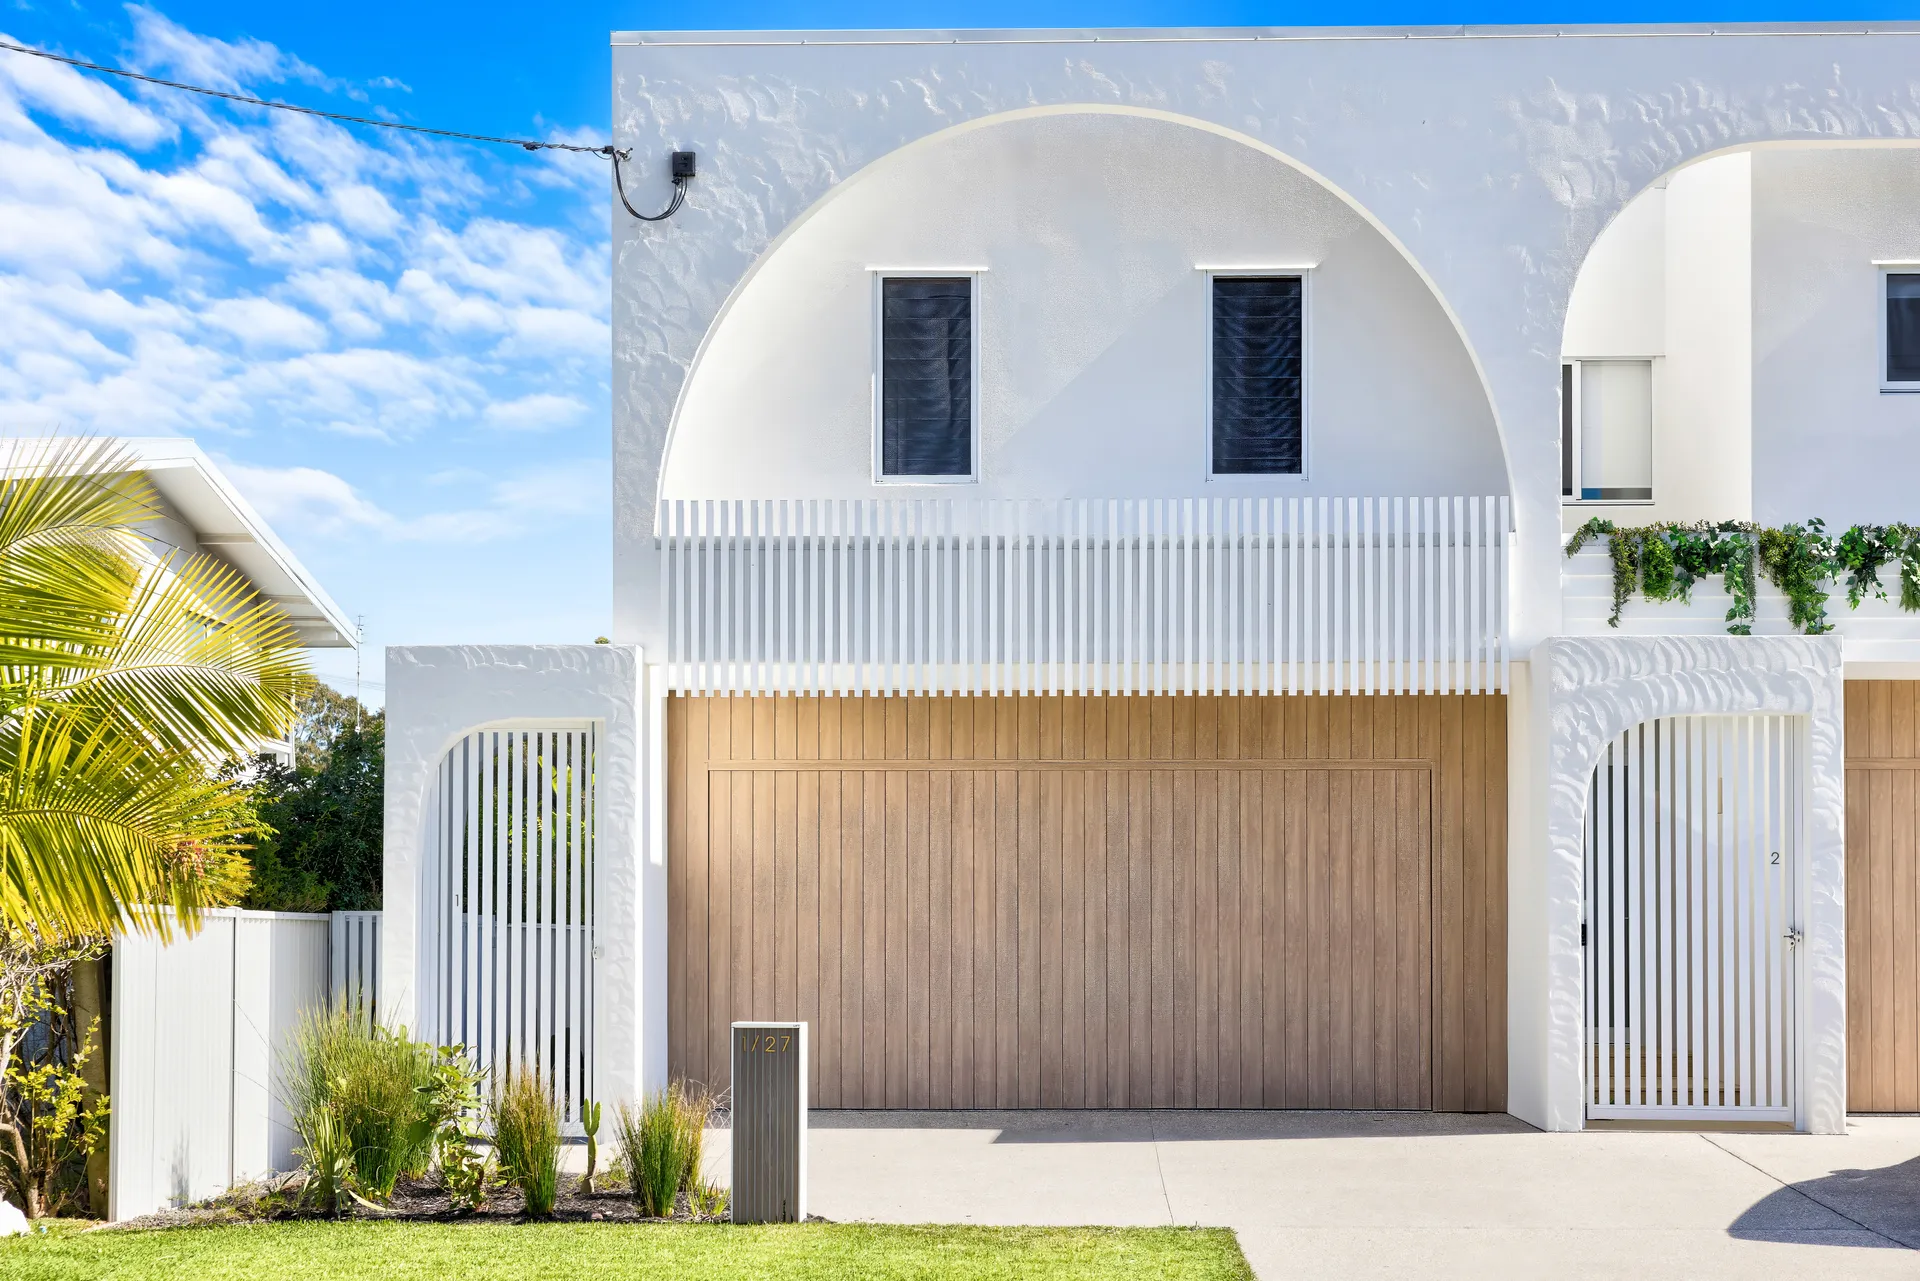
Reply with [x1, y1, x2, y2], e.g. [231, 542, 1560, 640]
[1535, 635, 1845, 1132]
[382, 645, 660, 1105]
[610, 25, 1920, 652]
[660, 110, 1503, 503]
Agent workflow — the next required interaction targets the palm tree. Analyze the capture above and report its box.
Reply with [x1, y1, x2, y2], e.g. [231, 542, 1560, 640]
[0, 438, 310, 939]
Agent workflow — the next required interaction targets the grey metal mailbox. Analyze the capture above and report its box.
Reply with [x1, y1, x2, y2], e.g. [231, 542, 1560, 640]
[730, 1021, 807, 1223]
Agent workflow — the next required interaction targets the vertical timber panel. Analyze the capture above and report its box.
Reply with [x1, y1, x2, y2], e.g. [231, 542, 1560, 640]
[1847, 682, 1920, 1112]
[666, 693, 1504, 1111]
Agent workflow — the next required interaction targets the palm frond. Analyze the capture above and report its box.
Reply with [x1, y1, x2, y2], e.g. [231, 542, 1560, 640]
[0, 705, 256, 939]
[0, 436, 313, 938]
[0, 439, 151, 657]
[44, 552, 309, 758]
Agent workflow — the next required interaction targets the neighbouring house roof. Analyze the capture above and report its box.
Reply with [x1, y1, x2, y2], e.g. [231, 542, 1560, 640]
[5, 437, 356, 650]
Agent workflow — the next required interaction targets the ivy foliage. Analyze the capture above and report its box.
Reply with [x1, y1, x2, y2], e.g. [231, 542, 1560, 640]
[1565, 518, 1920, 635]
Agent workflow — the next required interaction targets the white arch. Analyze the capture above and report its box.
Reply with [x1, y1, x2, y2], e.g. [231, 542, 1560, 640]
[653, 102, 1515, 521]
[1532, 634, 1845, 1133]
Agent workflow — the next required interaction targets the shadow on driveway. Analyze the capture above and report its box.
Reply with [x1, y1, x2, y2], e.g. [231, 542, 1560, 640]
[809, 1108, 1536, 1142]
[1728, 1154, 1920, 1250]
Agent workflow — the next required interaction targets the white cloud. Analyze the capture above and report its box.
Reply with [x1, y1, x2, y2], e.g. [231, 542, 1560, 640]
[482, 392, 588, 431]
[200, 296, 327, 350]
[222, 457, 604, 544]
[0, 8, 615, 649]
[0, 34, 175, 147]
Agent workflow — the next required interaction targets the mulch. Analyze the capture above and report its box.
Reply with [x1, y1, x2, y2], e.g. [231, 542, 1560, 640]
[106, 1174, 726, 1231]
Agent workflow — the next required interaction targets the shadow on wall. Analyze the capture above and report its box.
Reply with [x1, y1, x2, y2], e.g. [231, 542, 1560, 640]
[1727, 1154, 1920, 1250]
[806, 1109, 1536, 1143]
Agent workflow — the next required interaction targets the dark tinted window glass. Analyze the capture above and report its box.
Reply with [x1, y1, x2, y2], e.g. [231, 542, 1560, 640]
[1561, 363, 1575, 497]
[1890, 274, 1920, 383]
[881, 277, 972, 476]
[1212, 276, 1303, 474]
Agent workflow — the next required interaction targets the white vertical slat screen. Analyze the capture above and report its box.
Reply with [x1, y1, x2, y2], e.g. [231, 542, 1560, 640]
[1584, 715, 1800, 1122]
[418, 724, 598, 1125]
[330, 910, 382, 1029]
[657, 496, 1509, 696]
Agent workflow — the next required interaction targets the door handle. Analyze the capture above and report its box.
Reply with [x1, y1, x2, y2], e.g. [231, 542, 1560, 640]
[1784, 926, 1804, 948]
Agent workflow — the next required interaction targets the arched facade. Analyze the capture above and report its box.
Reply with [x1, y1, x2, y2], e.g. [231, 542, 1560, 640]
[657, 107, 1508, 506]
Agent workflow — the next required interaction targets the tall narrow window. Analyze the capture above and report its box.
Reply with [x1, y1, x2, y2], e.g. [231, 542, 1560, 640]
[1561, 363, 1575, 498]
[1211, 275, 1303, 475]
[880, 277, 973, 478]
[1886, 272, 1920, 386]
[1575, 359, 1653, 502]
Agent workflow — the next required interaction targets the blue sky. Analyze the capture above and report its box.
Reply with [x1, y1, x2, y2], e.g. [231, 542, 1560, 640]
[0, 2, 1905, 700]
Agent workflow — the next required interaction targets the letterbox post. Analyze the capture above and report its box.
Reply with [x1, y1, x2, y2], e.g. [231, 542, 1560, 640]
[729, 1021, 807, 1223]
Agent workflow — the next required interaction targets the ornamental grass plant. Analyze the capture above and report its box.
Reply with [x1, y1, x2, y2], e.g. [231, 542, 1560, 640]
[284, 1003, 438, 1202]
[489, 1066, 561, 1218]
[616, 1082, 710, 1218]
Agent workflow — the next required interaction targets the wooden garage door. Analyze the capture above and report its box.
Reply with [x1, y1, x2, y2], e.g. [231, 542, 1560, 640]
[1847, 681, 1920, 1112]
[668, 694, 1507, 1111]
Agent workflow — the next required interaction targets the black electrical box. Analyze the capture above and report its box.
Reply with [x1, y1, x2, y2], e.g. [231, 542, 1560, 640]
[671, 150, 698, 180]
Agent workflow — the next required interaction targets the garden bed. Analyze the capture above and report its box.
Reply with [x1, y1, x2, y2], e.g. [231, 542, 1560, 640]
[105, 1170, 726, 1231]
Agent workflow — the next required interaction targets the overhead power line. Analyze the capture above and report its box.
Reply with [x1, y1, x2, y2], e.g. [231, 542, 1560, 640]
[0, 36, 611, 154]
[0, 36, 697, 216]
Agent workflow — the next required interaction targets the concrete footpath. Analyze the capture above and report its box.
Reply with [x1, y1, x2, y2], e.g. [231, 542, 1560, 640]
[704, 1111, 1920, 1279]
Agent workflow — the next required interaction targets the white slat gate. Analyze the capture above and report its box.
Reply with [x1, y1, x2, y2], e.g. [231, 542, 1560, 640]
[419, 724, 597, 1126]
[1584, 715, 1801, 1123]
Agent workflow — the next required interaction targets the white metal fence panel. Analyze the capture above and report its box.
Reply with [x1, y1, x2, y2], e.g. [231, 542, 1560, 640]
[1584, 715, 1801, 1122]
[418, 724, 597, 1125]
[330, 910, 381, 1024]
[109, 910, 330, 1220]
[657, 495, 1509, 696]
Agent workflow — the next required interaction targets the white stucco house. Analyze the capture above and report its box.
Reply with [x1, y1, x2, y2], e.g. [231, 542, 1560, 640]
[384, 23, 1920, 1135]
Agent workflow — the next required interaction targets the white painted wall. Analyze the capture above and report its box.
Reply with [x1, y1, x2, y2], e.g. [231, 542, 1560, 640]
[662, 110, 1505, 505]
[1560, 152, 1752, 528]
[381, 645, 660, 1110]
[1752, 146, 1920, 526]
[109, 911, 330, 1220]
[1661, 154, 1753, 524]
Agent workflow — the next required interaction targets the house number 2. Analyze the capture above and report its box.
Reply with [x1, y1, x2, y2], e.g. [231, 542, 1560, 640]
[743, 1034, 793, 1053]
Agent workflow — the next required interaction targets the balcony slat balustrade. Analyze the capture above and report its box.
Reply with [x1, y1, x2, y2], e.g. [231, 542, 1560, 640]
[655, 496, 1510, 697]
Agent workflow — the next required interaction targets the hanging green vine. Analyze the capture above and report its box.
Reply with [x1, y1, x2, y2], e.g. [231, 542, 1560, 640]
[1565, 517, 1920, 636]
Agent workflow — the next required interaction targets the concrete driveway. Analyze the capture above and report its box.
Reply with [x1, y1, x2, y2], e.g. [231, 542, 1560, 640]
[706, 1111, 1920, 1279]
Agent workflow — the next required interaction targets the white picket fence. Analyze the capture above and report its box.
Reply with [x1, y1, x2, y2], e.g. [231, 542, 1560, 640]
[1585, 715, 1801, 1122]
[657, 496, 1511, 696]
[416, 725, 598, 1126]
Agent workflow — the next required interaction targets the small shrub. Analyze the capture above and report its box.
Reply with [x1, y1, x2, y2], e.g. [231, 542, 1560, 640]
[423, 1044, 491, 1212]
[690, 1178, 729, 1219]
[489, 1066, 560, 1218]
[295, 1108, 354, 1216]
[283, 1004, 438, 1202]
[617, 1082, 708, 1217]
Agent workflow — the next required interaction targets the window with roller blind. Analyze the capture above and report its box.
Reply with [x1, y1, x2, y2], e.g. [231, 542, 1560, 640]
[1883, 270, 1920, 390]
[1209, 274, 1305, 476]
[1562, 358, 1654, 502]
[877, 276, 975, 480]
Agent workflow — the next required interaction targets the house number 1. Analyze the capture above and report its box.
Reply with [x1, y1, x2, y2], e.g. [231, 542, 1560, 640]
[743, 1034, 793, 1053]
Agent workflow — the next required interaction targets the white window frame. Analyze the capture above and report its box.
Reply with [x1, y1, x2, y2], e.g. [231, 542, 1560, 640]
[1876, 264, 1920, 393]
[1202, 267, 1314, 484]
[870, 268, 983, 485]
[1561, 356, 1658, 506]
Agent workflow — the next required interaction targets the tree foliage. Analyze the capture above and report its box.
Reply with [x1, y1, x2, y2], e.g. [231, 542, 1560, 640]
[0, 438, 310, 939]
[243, 687, 383, 913]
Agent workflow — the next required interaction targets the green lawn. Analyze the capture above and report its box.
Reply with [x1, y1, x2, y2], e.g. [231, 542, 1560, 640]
[0, 1221, 1252, 1280]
